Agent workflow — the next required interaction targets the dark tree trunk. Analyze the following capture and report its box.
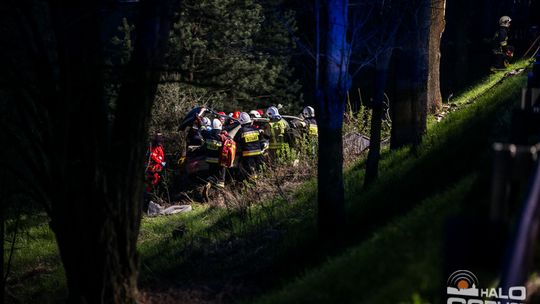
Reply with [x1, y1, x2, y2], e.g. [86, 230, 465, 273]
[46, 4, 112, 302]
[428, 0, 446, 113]
[316, 0, 348, 238]
[0, 195, 4, 304]
[315, 0, 321, 88]
[364, 49, 393, 187]
[390, 0, 430, 150]
[51, 2, 174, 302]
[0, 1, 175, 303]
[453, 0, 473, 90]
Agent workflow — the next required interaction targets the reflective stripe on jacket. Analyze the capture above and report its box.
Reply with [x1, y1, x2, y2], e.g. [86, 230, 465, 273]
[236, 125, 263, 157]
[306, 118, 318, 136]
[266, 119, 289, 150]
[204, 131, 223, 164]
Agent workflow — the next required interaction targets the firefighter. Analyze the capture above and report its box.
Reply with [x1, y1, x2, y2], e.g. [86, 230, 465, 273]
[492, 16, 514, 70]
[204, 119, 227, 188]
[249, 110, 263, 130]
[235, 112, 264, 179]
[263, 106, 290, 159]
[146, 133, 166, 192]
[186, 117, 204, 152]
[302, 106, 318, 137]
[249, 110, 262, 119]
[217, 111, 227, 124]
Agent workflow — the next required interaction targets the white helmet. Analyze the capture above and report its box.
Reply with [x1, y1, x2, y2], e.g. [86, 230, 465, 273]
[238, 112, 252, 125]
[201, 117, 211, 127]
[302, 106, 315, 118]
[249, 110, 261, 118]
[266, 106, 279, 118]
[499, 16, 511, 27]
[212, 118, 222, 130]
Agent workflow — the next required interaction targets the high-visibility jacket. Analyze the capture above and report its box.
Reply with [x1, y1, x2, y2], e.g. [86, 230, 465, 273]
[204, 130, 223, 164]
[265, 118, 289, 150]
[148, 145, 164, 173]
[236, 125, 263, 157]
[306, 118, 318, 137]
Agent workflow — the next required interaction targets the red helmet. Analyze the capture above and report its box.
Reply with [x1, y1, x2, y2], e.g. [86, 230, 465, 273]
[232, 111, 241, 119]
[256, 109, 264, 116]
[217, 111, 226, 122]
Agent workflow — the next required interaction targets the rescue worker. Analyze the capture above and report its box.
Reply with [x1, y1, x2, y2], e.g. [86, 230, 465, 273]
[186, 117, 204, 152]
[302, 106, 318, 137]
[204, 119, 227, 188]
[217, 111, 227, 124]
[249, 110, 263, 130]
[249, 110, 262, 119]
[235, 112, 264, 179]
[199, 116, 212, 140]
[146, 133, 166, 192]
[263, 106, 290, 159]
[492, 16, 514, 70]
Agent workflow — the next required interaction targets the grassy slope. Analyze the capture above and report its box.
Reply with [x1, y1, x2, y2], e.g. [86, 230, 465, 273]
[3, 62, 529, 303]
[254, 67, 529, 303]
[255, 176, 477, 304]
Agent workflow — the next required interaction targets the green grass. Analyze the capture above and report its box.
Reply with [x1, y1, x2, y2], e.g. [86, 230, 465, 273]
[255, 175, 477, 304]
[450, 59, 530, 106]
[3, 61, 530, 303]
[252, 66, 529, 303]
[345, 71, 526, 232]
[137, 182, 318, 286]
[3, 214, 66, 303]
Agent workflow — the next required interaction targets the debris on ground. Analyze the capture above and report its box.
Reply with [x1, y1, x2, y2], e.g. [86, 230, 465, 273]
[147, 201, 192, 216]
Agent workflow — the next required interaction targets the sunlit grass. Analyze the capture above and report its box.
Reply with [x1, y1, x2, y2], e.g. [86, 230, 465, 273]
[3, 60, 531, 303]
[255, 175, 477, 304]
[451, 59, 531, 106]
[253, 65, 528, 303]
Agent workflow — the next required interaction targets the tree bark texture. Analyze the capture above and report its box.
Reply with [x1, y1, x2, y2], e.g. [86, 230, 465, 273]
[427, 0, 446, 114]
[0, 1, 175, 303]
[364, 49, 393, 187]
[390, 0, 430, 150]
[316, 0, 349, 238]
[452, 0, 473, 90]
[0, 196, 4, 304]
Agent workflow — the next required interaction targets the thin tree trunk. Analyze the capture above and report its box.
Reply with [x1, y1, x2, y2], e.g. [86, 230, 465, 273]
[390, 0, 430, 150]
[316, 0, 348, 239]
[428, 0, 446, 113]
[364, 49, 393, 187]
[0, 195, 4, 304]
[453, 0, 473, 90]
[315, 0, 320, 89]
[391, 49, 416, 149]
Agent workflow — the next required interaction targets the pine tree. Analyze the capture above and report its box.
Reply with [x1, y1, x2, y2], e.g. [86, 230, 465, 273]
[254, 0, 302, 111]
[165, 0, 301, 111]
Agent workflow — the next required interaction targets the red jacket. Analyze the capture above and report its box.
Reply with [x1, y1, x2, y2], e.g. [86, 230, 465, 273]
[148, 145, 165, 172]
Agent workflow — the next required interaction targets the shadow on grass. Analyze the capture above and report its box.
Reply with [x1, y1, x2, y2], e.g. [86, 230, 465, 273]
[138, 73, 526, 303]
